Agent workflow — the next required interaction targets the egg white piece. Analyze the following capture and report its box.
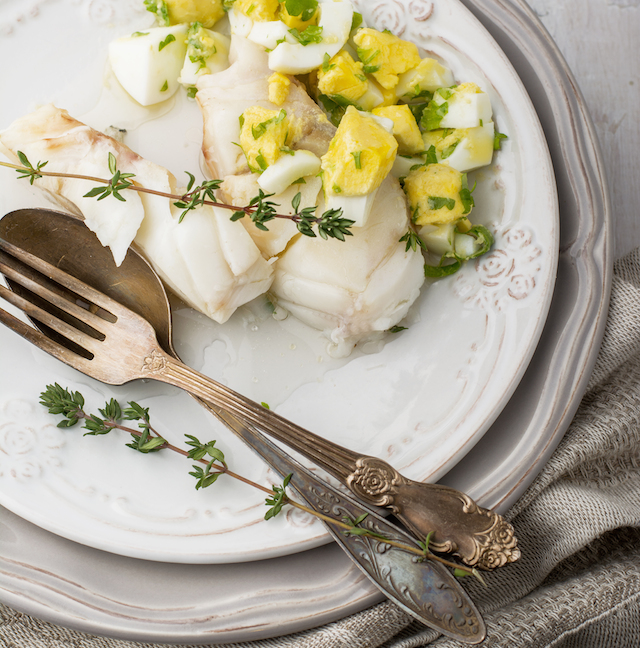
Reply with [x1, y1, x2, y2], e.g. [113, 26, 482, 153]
[438, 88, 493, 129]
[109, 25, 188, 106]
[268, 1, 354, 74]
[325, 190, 378, 228]
[247, 20, 295, 50]
[389, 154, 425, 178]
[440, 122, 494, 172]
[179, 30, 231, 86]
[271, 176, 425, 352]
[257, 150, 321, 195]
[228, 6, 254, 37]
[0, 105, 273, 324]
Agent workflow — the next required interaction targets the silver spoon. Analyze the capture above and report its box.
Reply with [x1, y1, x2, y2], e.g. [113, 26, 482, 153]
[0, 206, 519, 570]
[0, 207, 487, 641]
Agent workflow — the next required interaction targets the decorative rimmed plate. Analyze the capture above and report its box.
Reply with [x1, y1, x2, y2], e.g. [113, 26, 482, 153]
[0, 0, 611, 643]
[0, 0, 557, 564]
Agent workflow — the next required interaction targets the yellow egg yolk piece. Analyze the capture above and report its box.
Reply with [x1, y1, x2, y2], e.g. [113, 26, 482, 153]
[372, 104, 423, 155]
[239, 106, 290, 172]
[321, 105, 398, 196]
[317, 50, 368, 103]
[235, 0, 279, 21]
[165, 0, 225, 27]
[268, 72, 291, 106]
[403, 164, 469, 225]
[353, 28, 421, 90]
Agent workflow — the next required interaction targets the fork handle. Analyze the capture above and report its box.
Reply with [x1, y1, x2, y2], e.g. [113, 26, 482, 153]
[143, 347, 519, 570]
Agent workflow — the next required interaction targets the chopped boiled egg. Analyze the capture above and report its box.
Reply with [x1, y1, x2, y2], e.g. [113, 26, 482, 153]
[352, 27, 421, 90]
[403, 163, 473, 226]
[268, 1, 353, 74]
[268, 72, 291, 105]
[239, 106, 290, 171]
[179, 23, 230, 86]
[322, 106, 397, 196]
[164, 0, 225, 28]
[317, 49, 368, 104]
[423, 82, 492, 130]
[422, 122, 495, 172]
[395, 57, 454, 100]
[321, 106, 397, 226]
[372, 104, 423, 155]
[257, 149, 322, 194]
[109, 25, 188, 106]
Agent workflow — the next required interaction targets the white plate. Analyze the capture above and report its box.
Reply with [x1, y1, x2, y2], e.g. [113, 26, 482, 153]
[0, 0, 557, 563]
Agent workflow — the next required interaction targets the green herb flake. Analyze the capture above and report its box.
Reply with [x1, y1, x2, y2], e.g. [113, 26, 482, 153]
[158, 33, 176, 51]
[131, 31, 149, 37]
[441, 141, 459, 160]
[332, 184, 342, 194]
[350, 11, 363, 33]
[289, 25, 323, 46]
[251, 108, 287, 139]
[351, 151, 362, 169]
[459, 173, 475, 215]
[424, 259, 462, 277]
[322, 52, 335, 73]
[255, 151, 268, 172]
[494, 131, 508, 150]
[425, 145, 438, 166]
[428, 196, 456, 211]
[421, 101, 449, 131]
[187, 86, 198, 99]
[284, 0, 318, 21]
[388, 325, 408, 333]
[160, 80, 169, 92]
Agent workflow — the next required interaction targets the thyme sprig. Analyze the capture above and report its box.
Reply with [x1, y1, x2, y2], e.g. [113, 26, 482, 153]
[83, 152, 135, 202]
[39, 383, 482, 582]
[1, 153, 354, 242]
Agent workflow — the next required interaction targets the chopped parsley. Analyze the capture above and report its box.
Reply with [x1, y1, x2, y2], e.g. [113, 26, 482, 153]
[158, 33, 176, 51]
[494, 131, 508, 150]
[428, 196, 456, 211]
[251, 109, 287, 139]
[283, 0, 318, 21]
[289, 25, 323, 46]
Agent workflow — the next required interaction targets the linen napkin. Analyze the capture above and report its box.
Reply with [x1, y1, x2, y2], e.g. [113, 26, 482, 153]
[3, 249, 640, 648]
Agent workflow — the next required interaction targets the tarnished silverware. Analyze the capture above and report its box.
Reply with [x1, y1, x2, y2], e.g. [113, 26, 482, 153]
[0, 208, 487, 642]
[0, 208, 519, 570]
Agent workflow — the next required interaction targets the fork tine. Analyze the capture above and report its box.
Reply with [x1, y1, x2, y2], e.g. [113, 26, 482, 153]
[0, 238, 126, 317]
[0, 283, 101, 355]
[0, 255, 110, 335]
[0, 304, 95, 374]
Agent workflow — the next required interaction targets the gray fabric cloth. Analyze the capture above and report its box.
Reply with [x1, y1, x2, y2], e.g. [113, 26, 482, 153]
[3, 250, 640, 647]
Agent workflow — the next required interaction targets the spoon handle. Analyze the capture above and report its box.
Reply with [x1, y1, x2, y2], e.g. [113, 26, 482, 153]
[202, 400, 486, 643]
[146, 350, 518, 570]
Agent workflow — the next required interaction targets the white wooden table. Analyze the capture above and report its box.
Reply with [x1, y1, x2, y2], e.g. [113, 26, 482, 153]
[527, 0, 639, 259]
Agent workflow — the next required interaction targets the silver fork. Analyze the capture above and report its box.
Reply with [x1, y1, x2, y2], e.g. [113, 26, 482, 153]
[0, 234, 487, 642]
[0, 211, 519, 571]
